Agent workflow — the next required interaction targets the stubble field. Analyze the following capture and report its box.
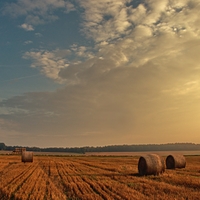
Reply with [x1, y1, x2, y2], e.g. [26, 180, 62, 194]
[0, 154, 200, 200]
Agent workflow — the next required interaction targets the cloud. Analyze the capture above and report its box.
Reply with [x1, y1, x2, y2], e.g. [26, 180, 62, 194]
[0, 118, 19, 131]
[20, 0, 200, 114]
[23, 49, 70, 83]
[35, 32, 43, 37]
[24, 40, 33, 45]
[15, 0, 200, 90]
[162, 80, 200, 96]
[78, 0, 133, 43]
[23, 46, 95, 84]
[0, 68, 141, 143]
[2, 0, 200, 146]
[78, 0, 200, 45]
[60, 0, 199, 79]
[20, 23, 34, 31]
[2, 0, 76, 26]
[70, 44, 95, 59]
[1, 56, 200, 146]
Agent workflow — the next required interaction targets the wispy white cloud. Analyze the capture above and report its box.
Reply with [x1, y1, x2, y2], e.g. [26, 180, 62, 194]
[23, 45, 96, 84]
[20, 23, 34, 31]
[23, 49, 70, 83]
[35, 32, 43, 37]
[70, 45, 95, 59]
[2, 0, 76, 26]
[162, 80, 200, 96]
[24, 40, 33, 45]
[78, 0, 132, 43]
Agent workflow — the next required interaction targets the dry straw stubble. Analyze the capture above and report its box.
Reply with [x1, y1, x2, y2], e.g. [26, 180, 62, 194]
[138, 154, 165, 176]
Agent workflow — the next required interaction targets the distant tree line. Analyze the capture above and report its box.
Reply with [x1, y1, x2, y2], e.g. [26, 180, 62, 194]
[0, 143, 6, 150]
[1, 142, 200, 154]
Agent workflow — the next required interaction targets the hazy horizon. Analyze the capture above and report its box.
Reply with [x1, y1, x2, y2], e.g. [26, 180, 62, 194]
[1, 0, 200, 147]
[1, 142, 200, 149]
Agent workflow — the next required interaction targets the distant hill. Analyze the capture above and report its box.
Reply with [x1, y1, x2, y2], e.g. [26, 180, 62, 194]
[1, 142, 200, 154]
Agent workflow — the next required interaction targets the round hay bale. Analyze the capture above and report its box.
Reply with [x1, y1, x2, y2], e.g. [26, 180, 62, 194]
[166, 154, 186, 169]
[138, 154, 165, 176]
[21, 151, 33, 163]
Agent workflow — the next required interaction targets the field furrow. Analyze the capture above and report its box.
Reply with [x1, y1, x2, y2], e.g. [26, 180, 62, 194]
[13, 164, 41, 200]
[0, 154, 199, 200]
[28, 169, 47, 200]
[0, 164, 38, 198]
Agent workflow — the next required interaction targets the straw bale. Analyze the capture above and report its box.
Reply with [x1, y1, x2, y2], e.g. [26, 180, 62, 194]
[166, 154, 186, 169]
[138, 154, 165, 176]
[21, 151, 33, 163]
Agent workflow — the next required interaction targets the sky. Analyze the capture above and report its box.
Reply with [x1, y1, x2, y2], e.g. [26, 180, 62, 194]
[0, 0, 200, 148]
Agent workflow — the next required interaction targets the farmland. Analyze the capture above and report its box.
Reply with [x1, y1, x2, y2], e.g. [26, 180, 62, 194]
[0, 154, 200, 199]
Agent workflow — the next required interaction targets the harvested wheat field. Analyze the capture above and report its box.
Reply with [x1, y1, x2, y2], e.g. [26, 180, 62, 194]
[0, 154, 200, 200]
